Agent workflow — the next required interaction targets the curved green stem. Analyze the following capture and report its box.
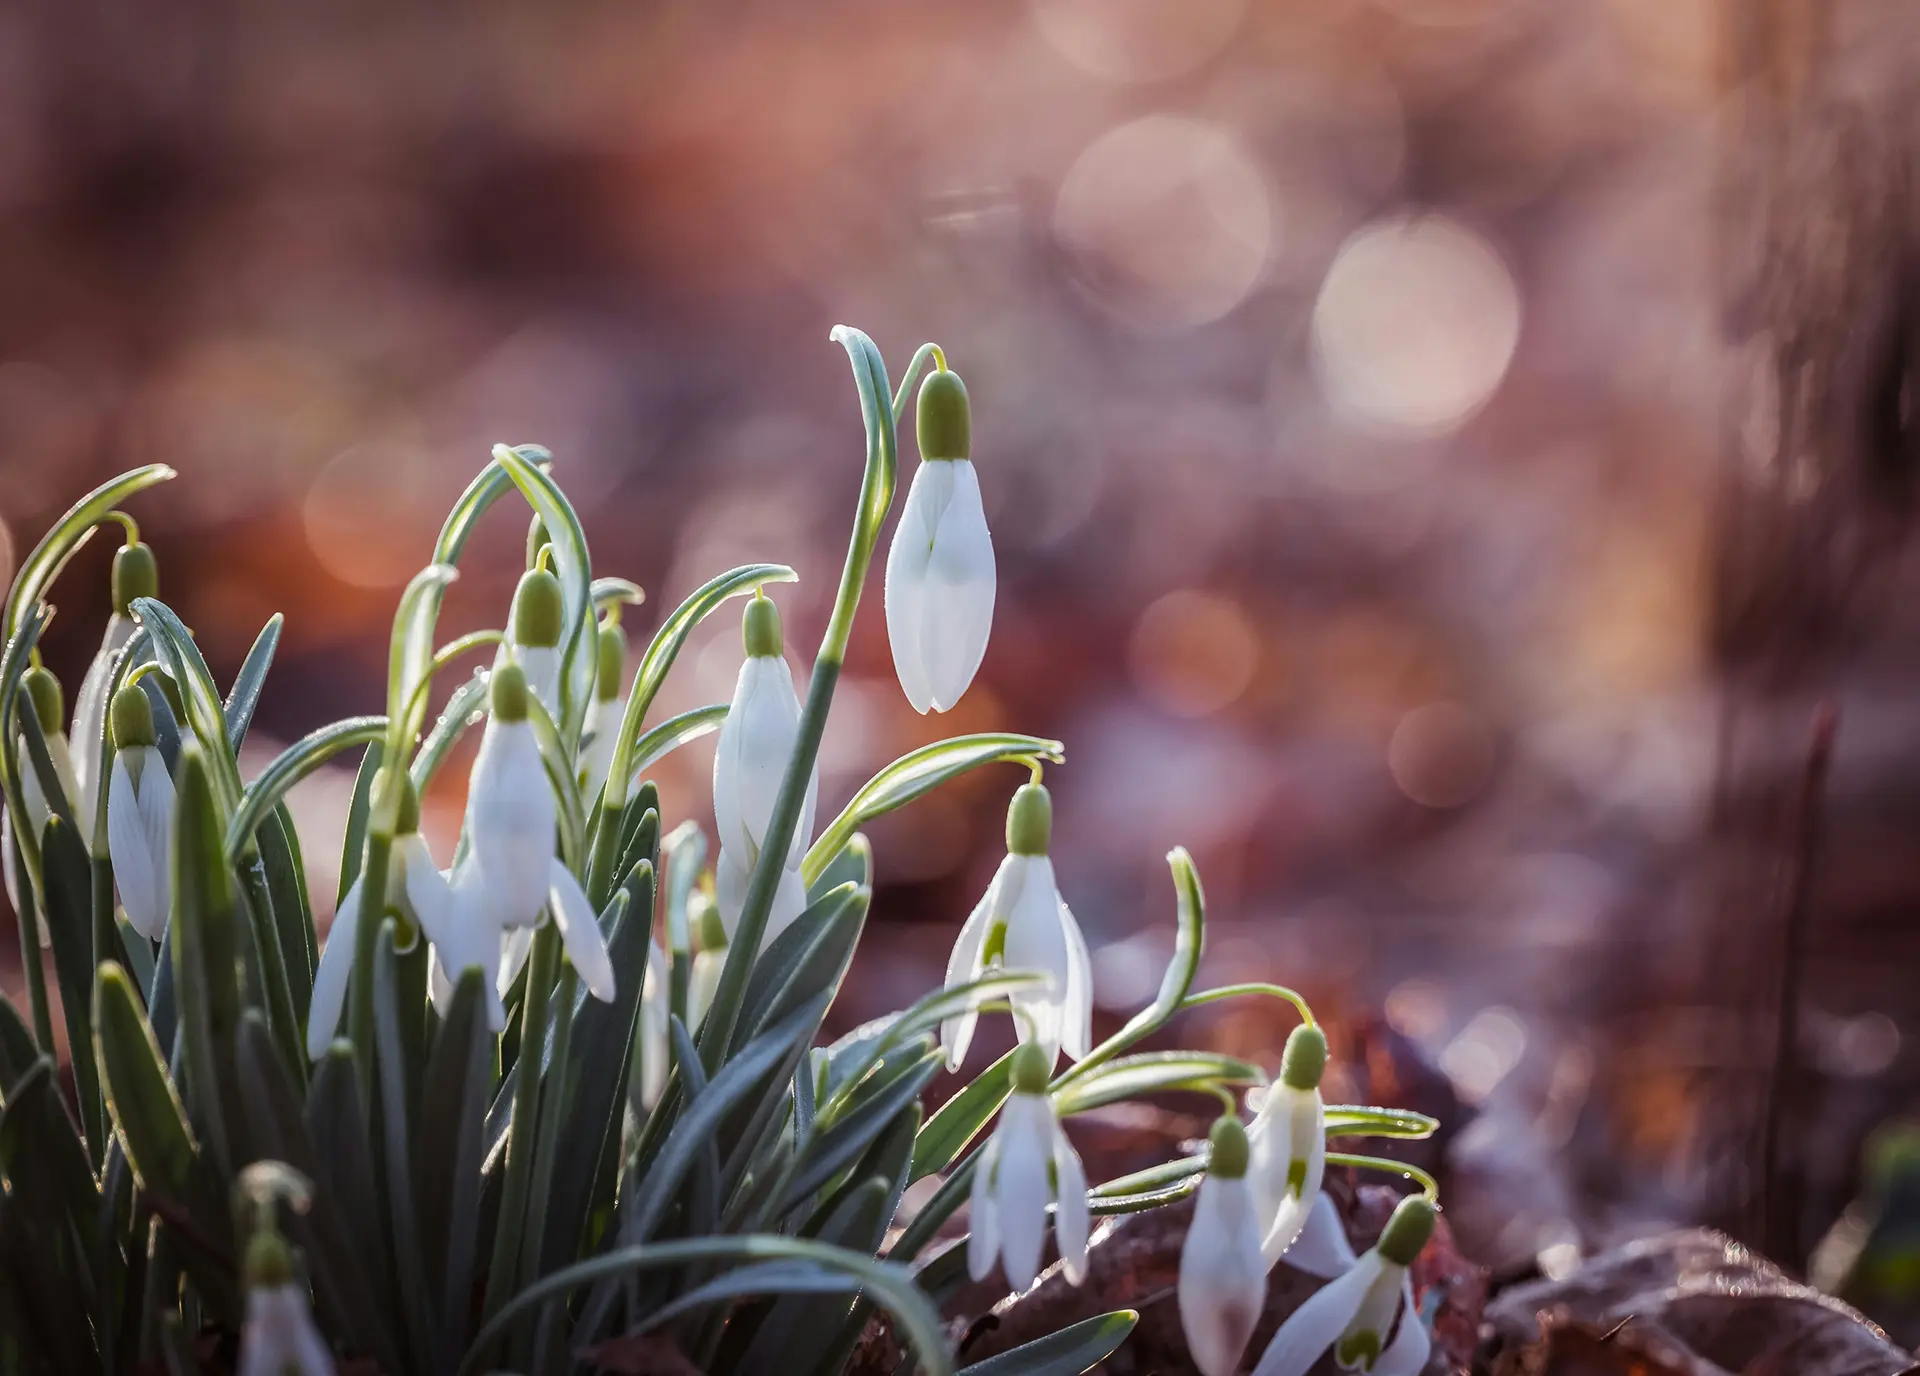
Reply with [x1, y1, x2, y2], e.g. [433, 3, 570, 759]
[1177, 982, 1317, 1026]
[103, 510, 141, 544]
[1324, 1152, 1440, 1203]
[890, 343, 946, 426]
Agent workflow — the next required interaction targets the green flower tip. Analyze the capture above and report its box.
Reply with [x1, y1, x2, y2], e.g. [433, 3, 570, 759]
[1280, 1024, 1327, 1092]
[694, 893, 727, 953]
[1208, 1114, 1250, 1179]
[244, 1229, 296, 1290]
[1376, 1194, 1437, 1268]
[388, 769, 421, 836]
[742, 593, 783, 659]
[1005, 782, 1052, 856]
[526, 514, 551, 568]
[491, 663, 530, 723]
[917, 367, 971, 461]
[22, 666, 62, 733]
[596, 620, 628, 700]
[511, 567, 565, 649]
[1010, 1041, 1052, 1095]
[111, 541, 158, 616]
[110, 684, 156, 750]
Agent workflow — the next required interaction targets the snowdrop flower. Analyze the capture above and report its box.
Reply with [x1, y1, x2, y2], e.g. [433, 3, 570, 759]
[969, 1043, 1089, 1291]
[1282, 1191, 1359, 1279]
[579, 617, 627, 807]
[16, 665, 86, 847]
[104, 685, 175, 941]
[1251, 1025, 1329, 1264]
[238, 1222, 335, 1376]
[1181, 1115, 1270, 1376]
[712, 593, 817, 949]
[635, 937, 670, 1111]
[309, 772, 463, 1056]
[1250, 1195, 1435, 1376]
[714, 845, 808, 949]
[712, 593, 817, 870]
[688, 889, 727, 1029]
[463, 663, 556, 933]
[497, 561, 565, 721]
[884, 366, 994, 714]
[941, 782, 1092, 1071]
[73, 537, 154, 823]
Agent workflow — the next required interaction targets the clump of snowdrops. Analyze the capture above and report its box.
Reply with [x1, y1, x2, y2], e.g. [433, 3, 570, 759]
[0, 328, 1443, 1375]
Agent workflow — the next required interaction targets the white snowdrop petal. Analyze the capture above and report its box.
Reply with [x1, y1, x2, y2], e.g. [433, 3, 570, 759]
[1281, 1192, 1357, 1278]
[548, 859, 616, 1002]
[883, 461, 949, 714]
[968, 1134, 1003, 1282]
[1002, 857, 1071, 1061]
[516, 644, 562, 722]
[1050, 1117, 1091, 1284]
[1180, 1175, 1269, 1376]
[48, 734, 86, 848]
[640, 940, 670, 1109]
[1374, 1278, 1431, 1376]
[1249, 1253, 1384, 1376]
[1057, 899, 1094, 1063]
[940, 874, 1000, 1070]
[107, 755, 162, 940]
[398, 836, 455, 950]
[765, 864, 808, 948]
[994, 1098, 1055, 1290]
[920, 461, 995, 713]
[137, 755, 176, 933]
[465, 717, 554, 928]
[306, 879, 361, 1061]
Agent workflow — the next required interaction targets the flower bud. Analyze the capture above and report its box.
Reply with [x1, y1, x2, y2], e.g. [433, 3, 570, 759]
[1280, 1024, 1327, 1092]
[1375, 1195, 1437, 1268]
[510, 566, 564, 650]
[1005, 782, 1051, 857]
[110, 684, 155, 750]
[111, 541, 158, 617]
[596, 620, 627, 701]
[1010, 1040, 1052, 1095]
[917, 368, 971, 461]
[491, 663, 530, 723]
[23, 666, 63, 734]
[244, 1228, 296, 1290]
[742, 593, 782, 659]
[1208, 1113, 1250, 1179]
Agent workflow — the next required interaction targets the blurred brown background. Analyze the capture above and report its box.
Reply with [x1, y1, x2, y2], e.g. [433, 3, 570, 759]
[11, 0, 1913, 1309]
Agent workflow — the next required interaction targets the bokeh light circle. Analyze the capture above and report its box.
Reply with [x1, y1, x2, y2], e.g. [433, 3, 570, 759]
[1387, 700, 1496, 807]
[1312, 214, 1521, 436]
[304, 439, 448, 588]
[1030, 0, 1246, 83]
[1129, 589, 1260, 716]
[1055, 117, 1274, 331]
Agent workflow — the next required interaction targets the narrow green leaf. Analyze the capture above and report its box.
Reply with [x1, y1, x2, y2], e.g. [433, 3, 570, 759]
[624, 701, 727, 791]
[93, 963, 196, 1199]
[1322, 1105, 1439, 1140]
[338, 741, 384, 905]
[128, 598, 244, 819]
[782, 1048, 939, 1211]
[385, 563, 461, 792]
[222, 613, 282, 753]
[259, 806, 316, 1020]
[738, 1177, 892, 1372]
[226, 715, 386, 864]
[1051, 1052, 1264, 1118]
[372, 922, 433, 1373]
[168, 746, 246, 1176]
[415, 968, 493, 1369]
[458, 1235, 952, 1376]
[958, 1309, 1138, 1375]
[733, 882, 868, 1053]
[306, 1045, 400, 1347]
[0, 1066, 97, 1372]
[803, 734, 1064, 887]
[0, 995, 40, 1092]
[38, 816, 104, 1155]
[2, 465, 174, 644]
[911, 1049, 1014, 1182]
[806, 832, 870, 907]
[494, 443, 596, 740]
[1110, 848, 1206, 1047]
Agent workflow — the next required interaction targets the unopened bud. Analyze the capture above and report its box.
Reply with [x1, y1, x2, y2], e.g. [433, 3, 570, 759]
[1005, 783, 1051, 857]
[916, 368, 971, 461]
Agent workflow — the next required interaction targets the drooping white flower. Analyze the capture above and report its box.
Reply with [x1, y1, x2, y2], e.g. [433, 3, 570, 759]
[462, 664, 555, 932]
[1282, 1191, 1359, 1279]
[543, 857, 617, 1004]
[636, 937, 670, 1111]
[969, 1044, 1089, 1292]
[579, 618, 628, 807]
[239, 1229, 335, 1376]
[715, 845, 808, 950]
[74, 538, 156, 826]
[941, 782, 1092, 1071]
[688, 890, 727, 1030]
[497, 562, 566, 721]
[105, 685, 175, 941]
[429, 859, 616, 1034]
[309, 775, 466, 1057]
[72, 615, 135, 822]
[1180, 1115, 1269, 1376]
[16, 665, 87, 848]
[884, 366, 994, 714]
[712, 594, 817, 871]
[1251, 1025, 1329, 1265]
[1250, 1195, 1435, 1376]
